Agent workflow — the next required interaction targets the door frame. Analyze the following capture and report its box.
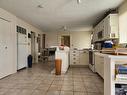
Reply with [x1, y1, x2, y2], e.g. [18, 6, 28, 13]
[31, 31, 36, 63]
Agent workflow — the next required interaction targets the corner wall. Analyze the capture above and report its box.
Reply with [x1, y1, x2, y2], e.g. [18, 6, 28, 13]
[46, 31, 91, 49]
[45, 31, 58, 48]
[16, 18, 44, 63]
[0, 8, 17, 73]
[0, 8, 44, 74]
[119, 1, 127, 43]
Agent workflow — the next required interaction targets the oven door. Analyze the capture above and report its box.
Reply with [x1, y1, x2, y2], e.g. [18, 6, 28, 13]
[89, 51, 96, 72]
[89, 51, 93, 65]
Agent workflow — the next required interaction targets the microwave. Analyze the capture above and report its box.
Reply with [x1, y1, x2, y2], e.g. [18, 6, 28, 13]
[98, 30, 103, 39]
[94, 43, 102, 50]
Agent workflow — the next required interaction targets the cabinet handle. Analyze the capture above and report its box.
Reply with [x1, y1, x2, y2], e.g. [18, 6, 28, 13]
[73, 58, 76, 60]
[5, 46, 7, 49]
[73, 48, 77, 50]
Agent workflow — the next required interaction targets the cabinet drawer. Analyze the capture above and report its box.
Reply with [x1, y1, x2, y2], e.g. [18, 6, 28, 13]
[71, 50, 79, 53]
[72, 54, 76, 56]
[72, 61, 79, 65]
[73, 62, 77, 64]
[73, 57, 79, 60]
[72, 59, 79, 62]
[71, 55, 79, 58]
[71, 54, 79, 57]
[71, 59, 79, 63]
[73, 51, 77, 53]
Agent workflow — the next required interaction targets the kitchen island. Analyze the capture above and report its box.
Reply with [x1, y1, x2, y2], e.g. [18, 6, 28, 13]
[51, 46, 70, 74]
[95, 52, 127, 95]
[55, 46, 70, 73]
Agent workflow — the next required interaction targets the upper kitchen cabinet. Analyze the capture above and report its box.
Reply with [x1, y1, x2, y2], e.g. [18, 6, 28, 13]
[104, 14, 119, 39]
[92, 14, 119, 42]
[92, 20, 104, 42]
[92, 25, 97, 42]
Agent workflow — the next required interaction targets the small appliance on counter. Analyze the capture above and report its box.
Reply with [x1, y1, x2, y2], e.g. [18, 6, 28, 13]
[94, 43, 102, 50]
[103, 40, 113, 48]
[101, 48, 127, 55]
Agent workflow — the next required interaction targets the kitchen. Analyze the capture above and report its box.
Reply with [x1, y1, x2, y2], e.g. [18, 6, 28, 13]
[0, 0, 127, 95]
[45, 1, 127, 95]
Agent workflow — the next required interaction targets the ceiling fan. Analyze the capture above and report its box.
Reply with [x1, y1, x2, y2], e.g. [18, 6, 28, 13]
[77, 0, 81, 4]
[57, 26, 69, 32]
[63, 26, 67, 31]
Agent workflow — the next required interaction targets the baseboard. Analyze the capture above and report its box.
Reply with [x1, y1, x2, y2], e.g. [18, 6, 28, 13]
[70, 65, 89, 68]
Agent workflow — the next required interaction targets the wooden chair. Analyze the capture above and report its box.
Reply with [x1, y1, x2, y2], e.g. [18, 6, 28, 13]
[40, 48, 49, 63]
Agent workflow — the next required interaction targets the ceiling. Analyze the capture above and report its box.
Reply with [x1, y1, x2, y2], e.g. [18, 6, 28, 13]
[0, 0, 124, 32]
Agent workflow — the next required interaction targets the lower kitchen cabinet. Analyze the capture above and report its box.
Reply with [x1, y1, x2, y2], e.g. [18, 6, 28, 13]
[95, 53, 104, 79]
[70, 49, 79, 65]
[70, 49, 89, 66]
[79, 50, 89, 65]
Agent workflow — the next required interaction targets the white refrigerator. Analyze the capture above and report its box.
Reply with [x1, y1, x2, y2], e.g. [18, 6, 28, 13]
[17, 33, 28, 70]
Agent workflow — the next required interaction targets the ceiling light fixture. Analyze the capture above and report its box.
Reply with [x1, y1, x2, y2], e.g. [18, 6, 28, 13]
[63, 26, 67, 31]
[38, 5, 43, 8]
[77, 0, 81, 4]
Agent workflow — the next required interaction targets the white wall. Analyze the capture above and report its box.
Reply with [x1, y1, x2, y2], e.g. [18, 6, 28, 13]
[70, 31, 91, 49]
[45, 32, 58, 48]
[119, 1, 127, 43]
[46, 31, 91, 49]
[0, 8, 17, 73]
[0, 8, 44, 75]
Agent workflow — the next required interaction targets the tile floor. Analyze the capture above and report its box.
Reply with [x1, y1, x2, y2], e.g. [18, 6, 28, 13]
[0, 63, 104, 95]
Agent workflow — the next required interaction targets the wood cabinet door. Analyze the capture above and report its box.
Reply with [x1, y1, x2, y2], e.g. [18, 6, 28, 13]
[95, 55, 100, 73]
[95, 55, 104, 78]
[98, 56, 104, 78]
[79, 50, 88, 65]
[104, 15, 118, 39]
[104, 16, 110, 39]
[99, 61, 104, 79]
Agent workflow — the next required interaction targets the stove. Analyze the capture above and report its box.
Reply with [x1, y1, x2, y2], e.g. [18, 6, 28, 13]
[88, 50, 98, 72]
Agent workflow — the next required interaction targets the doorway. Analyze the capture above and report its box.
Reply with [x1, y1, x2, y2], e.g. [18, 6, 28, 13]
[38, 34, 41, 52]
[31, 31, 36, 63]
[61, 35, 70, 47]
[42, 34, 46, 49]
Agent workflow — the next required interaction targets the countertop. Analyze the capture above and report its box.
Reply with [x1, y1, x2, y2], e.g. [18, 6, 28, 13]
[95, 52, 127, 58]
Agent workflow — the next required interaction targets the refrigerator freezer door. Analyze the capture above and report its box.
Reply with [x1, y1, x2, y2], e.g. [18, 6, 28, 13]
[17, 33, 27, 44]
